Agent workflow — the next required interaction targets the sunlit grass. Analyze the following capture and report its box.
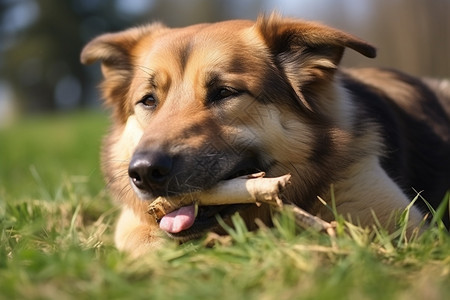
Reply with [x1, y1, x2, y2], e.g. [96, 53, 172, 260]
[0, 111, 109, 198]
[0, 112, 449, 299]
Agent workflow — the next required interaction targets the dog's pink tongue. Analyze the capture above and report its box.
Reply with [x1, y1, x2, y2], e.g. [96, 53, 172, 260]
[159, 205, 196, 233]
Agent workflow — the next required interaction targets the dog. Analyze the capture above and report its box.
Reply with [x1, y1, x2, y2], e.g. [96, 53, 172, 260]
[81, 13, 450, 256]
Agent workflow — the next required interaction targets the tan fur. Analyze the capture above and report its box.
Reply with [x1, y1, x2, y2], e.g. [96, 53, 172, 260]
[320, 156, 424, 230]
[81, 13, 447, 255]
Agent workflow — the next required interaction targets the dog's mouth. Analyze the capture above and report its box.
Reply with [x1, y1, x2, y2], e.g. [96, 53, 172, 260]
[157, 168, 263, 241]
[159, 202, 251, 240]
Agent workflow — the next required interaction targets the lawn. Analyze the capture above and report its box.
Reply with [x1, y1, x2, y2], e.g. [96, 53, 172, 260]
[0, 112, 449, 300]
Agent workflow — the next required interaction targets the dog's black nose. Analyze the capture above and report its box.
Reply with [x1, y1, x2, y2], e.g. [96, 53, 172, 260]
[128, 151, 173, 193]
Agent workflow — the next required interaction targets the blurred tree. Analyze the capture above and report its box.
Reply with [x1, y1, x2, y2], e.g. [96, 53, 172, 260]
[0, 0, 448, 115]
[0, 0, 141, 113]
[368, 0, 450, 78]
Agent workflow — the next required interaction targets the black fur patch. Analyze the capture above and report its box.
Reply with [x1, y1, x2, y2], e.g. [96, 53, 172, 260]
[342, 69, 450, 226]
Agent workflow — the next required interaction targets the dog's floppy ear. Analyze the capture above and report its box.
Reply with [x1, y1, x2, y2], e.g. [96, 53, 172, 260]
[81, 24, 165, 121]
[81, 24, 165, 72]
[257, 13, 376, 109]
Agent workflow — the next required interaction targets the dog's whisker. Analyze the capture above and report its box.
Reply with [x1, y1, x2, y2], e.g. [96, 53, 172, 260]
[105, 171, 129, 188]
[136, 65, 155, 77]
[116, 185, 134, 203]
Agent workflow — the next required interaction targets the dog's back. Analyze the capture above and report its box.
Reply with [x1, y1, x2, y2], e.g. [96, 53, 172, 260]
[424, 78, 450, 116]
[343, 68, 450, 225]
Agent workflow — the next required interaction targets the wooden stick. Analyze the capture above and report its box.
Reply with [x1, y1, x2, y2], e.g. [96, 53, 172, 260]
[147, 172, 290, 220]
[147, 172, 336, 236]
[284, 204, 336, 237]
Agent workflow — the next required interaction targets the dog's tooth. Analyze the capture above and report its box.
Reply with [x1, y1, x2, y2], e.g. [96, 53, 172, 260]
[194, 202, 199, 218]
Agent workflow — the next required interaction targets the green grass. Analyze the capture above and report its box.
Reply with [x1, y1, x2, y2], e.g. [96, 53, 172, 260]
[0, 112, 449, 300]
[0, 112, 108, 198]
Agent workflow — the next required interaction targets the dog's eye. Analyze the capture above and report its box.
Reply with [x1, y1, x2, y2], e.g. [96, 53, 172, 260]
[138, 94, 157, 109]
[209, 87, 240, 103]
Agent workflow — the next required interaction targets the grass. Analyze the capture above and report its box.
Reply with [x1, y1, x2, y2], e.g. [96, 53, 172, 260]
[0, 111, 449, 300]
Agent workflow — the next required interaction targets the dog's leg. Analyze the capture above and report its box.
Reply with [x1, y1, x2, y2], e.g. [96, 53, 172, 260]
[114, 207, 165, 257]
[319, 156, 424, 233]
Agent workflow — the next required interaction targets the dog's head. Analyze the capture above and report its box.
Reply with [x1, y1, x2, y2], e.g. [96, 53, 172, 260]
[81, 13, 375, 240]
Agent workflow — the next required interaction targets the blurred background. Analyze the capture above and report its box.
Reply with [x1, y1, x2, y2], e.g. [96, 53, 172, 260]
[0, 0, 449, 125]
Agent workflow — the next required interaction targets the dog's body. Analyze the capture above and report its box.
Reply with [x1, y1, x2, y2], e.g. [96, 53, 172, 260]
[81, 14, 450, 256]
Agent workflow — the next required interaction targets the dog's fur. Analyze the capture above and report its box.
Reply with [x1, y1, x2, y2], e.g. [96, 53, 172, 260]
[81, 14, 450, 256]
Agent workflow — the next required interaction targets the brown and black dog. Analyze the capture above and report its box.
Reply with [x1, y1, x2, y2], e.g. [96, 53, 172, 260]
[81, 13, 450, 256]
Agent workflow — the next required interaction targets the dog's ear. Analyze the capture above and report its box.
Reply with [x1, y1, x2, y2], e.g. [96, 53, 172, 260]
[81, 24, 165, 73]
[257, 13, 376, 109]
[81, 24, 165, 121]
